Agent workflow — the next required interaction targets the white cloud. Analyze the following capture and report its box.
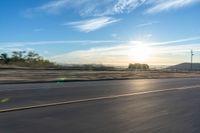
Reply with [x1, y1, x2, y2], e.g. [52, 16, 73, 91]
[66, 17, 121, 32]
[0, 40, 126, 49]
[1, 36, 200, 48]
[30, 0, 143, 16]
[113, 0, 146, 14]
[36, 0, 70, 14]
[150, 36, 200, 46]
[26, 0, 200, 17]
[136, 21, 159, 28]
[146, 0, 199, 14]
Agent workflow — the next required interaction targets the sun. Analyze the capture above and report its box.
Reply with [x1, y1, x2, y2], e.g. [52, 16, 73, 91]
[128, 43, 153, 62]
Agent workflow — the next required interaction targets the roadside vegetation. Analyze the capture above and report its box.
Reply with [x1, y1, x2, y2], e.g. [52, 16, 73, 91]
[61, 64, 116, 71]
[0, 51, 151, 71]
[0, 51, 57, 68]
[128, 63, 150, 71]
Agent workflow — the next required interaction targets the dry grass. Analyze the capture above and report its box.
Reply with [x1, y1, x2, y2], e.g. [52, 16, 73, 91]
[0, 69, 200, 84]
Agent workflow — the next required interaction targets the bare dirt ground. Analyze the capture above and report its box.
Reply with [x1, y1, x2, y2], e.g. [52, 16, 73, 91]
[0, 69, 200, 84]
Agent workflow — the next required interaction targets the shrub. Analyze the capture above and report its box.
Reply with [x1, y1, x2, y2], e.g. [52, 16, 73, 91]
[128, 63, 149, 71]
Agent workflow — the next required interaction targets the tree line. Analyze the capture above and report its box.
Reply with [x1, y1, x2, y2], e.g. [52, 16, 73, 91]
[0, 51, 150, 70]
[0, 51, 56, 68]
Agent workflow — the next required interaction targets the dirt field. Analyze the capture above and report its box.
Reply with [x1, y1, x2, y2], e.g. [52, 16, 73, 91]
[0, 69, 200, 84]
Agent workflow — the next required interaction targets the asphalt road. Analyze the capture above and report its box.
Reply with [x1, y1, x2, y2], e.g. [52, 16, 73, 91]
[1, 78, 200, 133]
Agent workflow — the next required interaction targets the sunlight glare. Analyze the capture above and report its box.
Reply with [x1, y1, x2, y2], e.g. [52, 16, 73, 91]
[128, 42, 153, 62]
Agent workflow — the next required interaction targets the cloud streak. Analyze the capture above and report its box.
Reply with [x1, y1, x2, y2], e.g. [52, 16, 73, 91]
[23, 0, 199, 31]
[66, 17, 121, 32]
[0, 40, 126, 49]
[35, 0, 70, 14]
[29, 0, 144, 16]
[112, 0, 146, 14]
[26, 0, 200, 17]
[136, 21, 159, 28]
[146, 0, 199, 14]
[1, 36, 200, 48]
[150, 36, 200, 46]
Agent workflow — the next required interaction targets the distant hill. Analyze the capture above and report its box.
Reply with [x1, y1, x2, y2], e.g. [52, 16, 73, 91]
[167, 63, 200, 70]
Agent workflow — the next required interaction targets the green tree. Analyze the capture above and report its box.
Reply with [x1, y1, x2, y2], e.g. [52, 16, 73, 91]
[25, 51, 41, 61]
[0, 51, 56, 68]
[12, 51, 26, 61]
[0, 53, 9, 64]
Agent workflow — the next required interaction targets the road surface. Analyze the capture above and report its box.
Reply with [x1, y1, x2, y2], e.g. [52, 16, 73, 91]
[1, 78, 200, 133]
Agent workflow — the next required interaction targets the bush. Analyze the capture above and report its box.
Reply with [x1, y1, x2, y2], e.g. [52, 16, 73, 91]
[128, 63, 149, 71]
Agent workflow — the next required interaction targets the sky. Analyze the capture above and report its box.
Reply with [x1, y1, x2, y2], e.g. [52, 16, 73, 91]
[0, 0, 200, 66]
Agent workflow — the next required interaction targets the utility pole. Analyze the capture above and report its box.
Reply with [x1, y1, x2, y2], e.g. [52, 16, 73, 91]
[191, 49, 194, 71]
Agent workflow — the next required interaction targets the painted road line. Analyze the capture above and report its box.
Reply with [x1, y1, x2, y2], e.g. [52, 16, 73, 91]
[1, 85, 200, 113]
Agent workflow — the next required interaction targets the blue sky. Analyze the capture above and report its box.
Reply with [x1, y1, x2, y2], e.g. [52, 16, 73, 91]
[0, 0, 200, 65]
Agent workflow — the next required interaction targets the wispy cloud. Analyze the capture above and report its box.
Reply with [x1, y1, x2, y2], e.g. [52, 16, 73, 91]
[25, 0, 200, 17]
[150, 36, 200, 46]
[23, 0, 200, 33]
[34, 0, 70, 14]
[66, 17, 121, 32]
[28, 0, 144, 16]
[0, 40, 125, 48]
[1, 36, 200, 48]
[146, 0, 199, 14]
[112, 0, 146, 14]
[136, 21, 159, 28]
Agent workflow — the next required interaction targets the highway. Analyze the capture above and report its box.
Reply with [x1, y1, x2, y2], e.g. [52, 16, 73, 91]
[1, 78, 200, 133]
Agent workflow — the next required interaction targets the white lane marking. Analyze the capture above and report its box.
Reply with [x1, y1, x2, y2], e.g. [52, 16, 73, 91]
[176, 85, 200, 90]
[1, 85, 200, 113]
